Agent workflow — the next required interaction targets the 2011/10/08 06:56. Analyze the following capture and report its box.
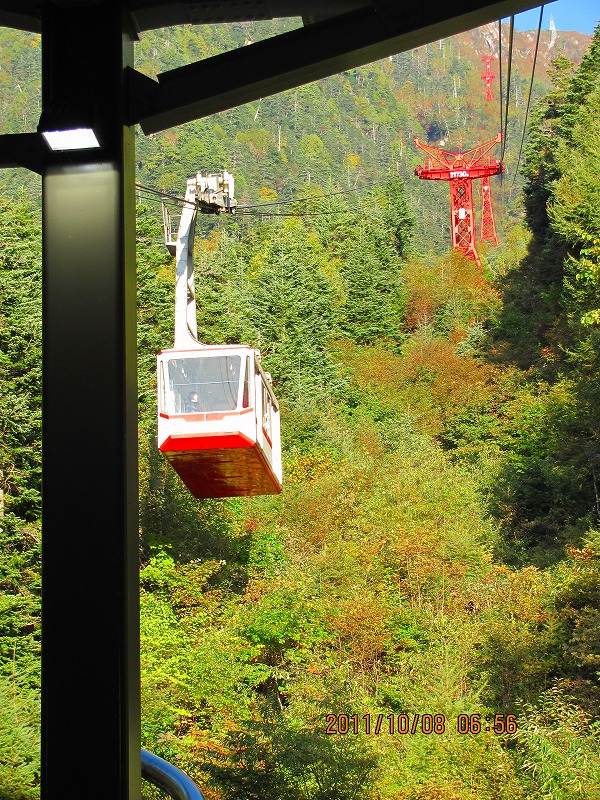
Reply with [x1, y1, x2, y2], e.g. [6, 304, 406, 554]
[325, 713, 518, 735]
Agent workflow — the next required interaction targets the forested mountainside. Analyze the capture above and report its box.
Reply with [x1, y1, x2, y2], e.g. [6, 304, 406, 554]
[0, 20, 592, 247]
[1, 18, 600, 800]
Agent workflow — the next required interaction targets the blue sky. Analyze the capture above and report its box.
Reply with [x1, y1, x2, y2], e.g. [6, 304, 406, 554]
[514, 1, 599, 34]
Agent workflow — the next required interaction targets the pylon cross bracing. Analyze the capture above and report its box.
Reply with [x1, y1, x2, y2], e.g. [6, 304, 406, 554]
[480, 175, 498, 243]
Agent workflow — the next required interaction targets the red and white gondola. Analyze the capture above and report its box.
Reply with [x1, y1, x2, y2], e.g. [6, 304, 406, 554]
[156, 172, 282, 498]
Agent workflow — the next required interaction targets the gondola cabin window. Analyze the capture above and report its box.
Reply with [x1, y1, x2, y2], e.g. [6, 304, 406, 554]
[161, 355, 243, 414]
[262, 382, 273, 445]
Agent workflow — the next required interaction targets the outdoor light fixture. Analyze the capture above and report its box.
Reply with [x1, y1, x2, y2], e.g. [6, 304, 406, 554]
[38, 101, 101, 152]
[41, 127, 100, 151]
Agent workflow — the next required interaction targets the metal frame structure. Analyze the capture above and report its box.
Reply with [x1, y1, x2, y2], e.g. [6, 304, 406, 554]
[414, 134, 504, 266]
[481, 55, 495, 101]
[0, 0, 549, 797]
[480, 175, 499, 243]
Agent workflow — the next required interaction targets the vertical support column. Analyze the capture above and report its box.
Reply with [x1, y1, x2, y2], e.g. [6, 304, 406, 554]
[449, 176, 480, 266]
[480, 175, 498, 244]
[41, 6, 140, 799]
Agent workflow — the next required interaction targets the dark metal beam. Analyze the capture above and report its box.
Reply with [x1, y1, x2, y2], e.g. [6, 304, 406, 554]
[0, 10, 40, 31]
[128, 0, 368, 30]
[0, 0, 553, 34]
[0, 133, 44, 173]
[130, 0, 544, 133]
[0, 0, 369, 31]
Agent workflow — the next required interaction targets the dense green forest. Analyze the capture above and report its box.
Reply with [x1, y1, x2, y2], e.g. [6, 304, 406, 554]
[1, 17, 600, 800]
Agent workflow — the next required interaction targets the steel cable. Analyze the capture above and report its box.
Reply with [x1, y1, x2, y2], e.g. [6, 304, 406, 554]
[511, 5, 545, 187]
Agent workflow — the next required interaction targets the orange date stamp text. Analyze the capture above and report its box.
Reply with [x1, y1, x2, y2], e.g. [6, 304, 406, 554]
[325, 713, 518, 735]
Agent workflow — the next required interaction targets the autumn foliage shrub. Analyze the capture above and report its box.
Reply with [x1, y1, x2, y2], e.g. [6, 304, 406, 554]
[336, 337, 495, 435]
[402, 252, 500, 334]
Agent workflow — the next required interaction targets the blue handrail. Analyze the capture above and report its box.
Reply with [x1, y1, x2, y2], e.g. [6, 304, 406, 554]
[141, 748, 205, 800]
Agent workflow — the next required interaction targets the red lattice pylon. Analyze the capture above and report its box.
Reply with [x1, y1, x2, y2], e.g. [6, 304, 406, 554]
[414, 134, 504, 267]
[482, 56, 495, 102]
[480, 175, 498, 243]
